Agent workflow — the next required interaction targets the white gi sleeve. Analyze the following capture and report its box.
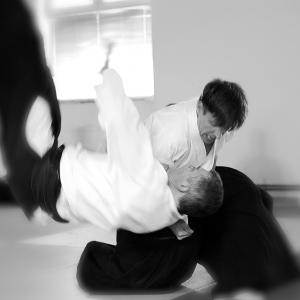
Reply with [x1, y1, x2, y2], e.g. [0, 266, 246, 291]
[95, 70, 155, 177]
[94, 69, 182, 232]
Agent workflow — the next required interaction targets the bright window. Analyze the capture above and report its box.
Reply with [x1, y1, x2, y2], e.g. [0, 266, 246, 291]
[41, 0, 153, 101]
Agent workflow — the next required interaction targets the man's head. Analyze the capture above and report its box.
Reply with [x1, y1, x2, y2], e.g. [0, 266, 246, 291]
[196, 79, 248, 145]
[168, 166, 223, 217]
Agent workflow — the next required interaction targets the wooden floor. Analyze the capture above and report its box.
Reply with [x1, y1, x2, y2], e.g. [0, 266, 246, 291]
[0, 204, 299, 300]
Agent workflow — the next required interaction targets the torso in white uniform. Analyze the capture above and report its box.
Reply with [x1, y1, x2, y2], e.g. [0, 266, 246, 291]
[145, 97, 231, 171]
[145, 97, 232, 239]
[26, 70, 183, 233]
[56, 70, 183, 233]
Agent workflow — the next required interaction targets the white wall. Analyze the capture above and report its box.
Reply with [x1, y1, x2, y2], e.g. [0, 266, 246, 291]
[60, 0, 300, 184]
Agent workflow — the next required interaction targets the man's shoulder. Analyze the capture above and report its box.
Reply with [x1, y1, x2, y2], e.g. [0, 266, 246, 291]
[146, 110, 188, 138]
[164, 96, 198, 111]
[148, 96, 198, 121]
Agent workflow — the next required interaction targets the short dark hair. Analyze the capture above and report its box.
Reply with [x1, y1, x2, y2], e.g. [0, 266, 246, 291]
[199, 79, 248, 131]
[177, 169, 223, 217]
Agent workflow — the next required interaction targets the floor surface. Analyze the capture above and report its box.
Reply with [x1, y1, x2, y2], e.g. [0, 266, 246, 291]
[0, 204, 299, 300]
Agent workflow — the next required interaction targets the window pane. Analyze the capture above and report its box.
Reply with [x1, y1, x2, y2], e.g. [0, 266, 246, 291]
[99, 6, 153, 97]
[53, 15, 104, 100]
[48, 2, 153, 100]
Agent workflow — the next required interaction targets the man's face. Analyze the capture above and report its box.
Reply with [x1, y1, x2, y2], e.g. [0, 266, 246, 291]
[168, 166, 208, 193]
[197, 102, 225, 145]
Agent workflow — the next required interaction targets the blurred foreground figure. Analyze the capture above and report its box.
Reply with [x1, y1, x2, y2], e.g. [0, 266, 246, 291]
[189, 167, 300, 298]
[0, 0, 62, 220]
[1, 2, 299, 298]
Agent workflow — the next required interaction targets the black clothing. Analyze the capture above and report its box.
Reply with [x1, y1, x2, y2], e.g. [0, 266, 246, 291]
[77, 167, 300, 295]
[0, 0, 62, 219]
[77, 228, 200, 292]
[189, 167, 300, 294]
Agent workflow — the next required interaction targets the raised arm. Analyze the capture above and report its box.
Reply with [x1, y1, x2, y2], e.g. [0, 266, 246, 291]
[93, 69, 183, 232]
[94, 69, 157, 178]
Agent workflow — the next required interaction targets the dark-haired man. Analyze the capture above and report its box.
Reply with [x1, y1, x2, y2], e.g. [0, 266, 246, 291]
[144, 79, 248, 237]
[145, 79, 248, 173]
[76, 79, 249, 292]
[144, 84, 299, 297]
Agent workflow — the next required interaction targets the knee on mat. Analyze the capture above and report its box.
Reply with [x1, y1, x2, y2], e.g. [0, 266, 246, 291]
[77, 241, 119, 292]
[77, 241, 99, 269]
[76, 241, 99, 290]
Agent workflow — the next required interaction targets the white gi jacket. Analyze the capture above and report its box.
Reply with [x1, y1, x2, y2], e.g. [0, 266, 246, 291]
[56, 70, 183, 232]
[145, 97, 232, 171]
[145, 97, 232, 238]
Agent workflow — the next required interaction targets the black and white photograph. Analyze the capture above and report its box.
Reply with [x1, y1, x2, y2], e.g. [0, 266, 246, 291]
[0, 0, 300, 299]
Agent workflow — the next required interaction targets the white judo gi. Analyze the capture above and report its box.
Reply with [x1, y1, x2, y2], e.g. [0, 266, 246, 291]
[27, 69, 183, 233]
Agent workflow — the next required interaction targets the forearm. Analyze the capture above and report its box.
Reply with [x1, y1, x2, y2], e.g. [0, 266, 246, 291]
[95, 69, 160, 178]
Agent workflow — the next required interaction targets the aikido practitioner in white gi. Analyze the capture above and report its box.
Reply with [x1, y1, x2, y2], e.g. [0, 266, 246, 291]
[0, 1, 223, 232]
[0, 2, 224, 291]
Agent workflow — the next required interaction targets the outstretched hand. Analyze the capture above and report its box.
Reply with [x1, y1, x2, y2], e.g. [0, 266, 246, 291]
[94, 69, 126, 130]
[94, 69, 125, 108]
